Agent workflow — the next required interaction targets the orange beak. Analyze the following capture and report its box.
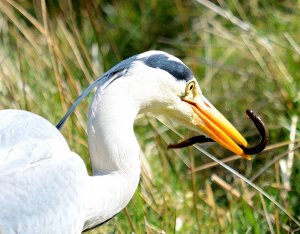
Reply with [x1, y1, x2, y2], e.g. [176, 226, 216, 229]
[183, 95, 250, 160]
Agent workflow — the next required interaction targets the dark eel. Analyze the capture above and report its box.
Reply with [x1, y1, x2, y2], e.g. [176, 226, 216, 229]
[168, 109, 269, 155]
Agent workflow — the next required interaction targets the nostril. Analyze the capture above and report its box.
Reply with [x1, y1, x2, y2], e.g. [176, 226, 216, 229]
[200, 96, 212, 109]
[203, 99, 211, 108]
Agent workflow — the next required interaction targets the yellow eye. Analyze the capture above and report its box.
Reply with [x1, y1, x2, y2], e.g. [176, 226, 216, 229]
[186, 81, 195, 94]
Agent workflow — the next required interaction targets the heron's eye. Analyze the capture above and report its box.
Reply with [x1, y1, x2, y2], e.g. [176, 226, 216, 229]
[185, 81, 195, 95]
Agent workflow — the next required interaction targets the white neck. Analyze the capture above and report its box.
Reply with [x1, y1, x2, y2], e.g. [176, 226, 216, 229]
[83, 79, 142, 229]
[81, 60, 188, 229]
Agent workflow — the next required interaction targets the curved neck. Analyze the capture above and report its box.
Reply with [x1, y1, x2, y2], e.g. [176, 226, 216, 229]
[88, 87, 141, 175]
[84, 83, 141, 229]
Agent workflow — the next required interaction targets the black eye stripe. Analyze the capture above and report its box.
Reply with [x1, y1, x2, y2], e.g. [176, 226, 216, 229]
[140, 54, 193, 81]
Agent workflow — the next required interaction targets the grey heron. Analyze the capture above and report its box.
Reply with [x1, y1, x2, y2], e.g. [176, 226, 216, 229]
[0, 50, 250, 233]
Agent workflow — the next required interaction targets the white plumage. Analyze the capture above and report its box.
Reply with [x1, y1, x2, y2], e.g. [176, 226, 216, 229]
[0, 110, 86, 233]
[0, 51, 248, 233]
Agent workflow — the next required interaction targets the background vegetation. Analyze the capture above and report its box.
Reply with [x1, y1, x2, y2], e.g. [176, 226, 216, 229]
[0, 0, 299, 233]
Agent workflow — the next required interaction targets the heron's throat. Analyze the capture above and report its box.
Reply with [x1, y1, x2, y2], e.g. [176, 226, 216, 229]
[87, 89, 141, 176]
[84, 88, 142, 230]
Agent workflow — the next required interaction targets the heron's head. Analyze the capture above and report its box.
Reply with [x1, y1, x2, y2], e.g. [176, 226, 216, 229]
[100, 51, 249, 158]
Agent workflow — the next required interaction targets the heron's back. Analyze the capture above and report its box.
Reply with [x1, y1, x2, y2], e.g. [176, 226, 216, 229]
[0, 110, 87, 234]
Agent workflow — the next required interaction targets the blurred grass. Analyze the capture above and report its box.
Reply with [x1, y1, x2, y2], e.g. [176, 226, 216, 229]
[0, 0, 299, 233]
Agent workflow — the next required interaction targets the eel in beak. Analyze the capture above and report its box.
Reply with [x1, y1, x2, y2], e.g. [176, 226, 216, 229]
[169, 96, 269, 160]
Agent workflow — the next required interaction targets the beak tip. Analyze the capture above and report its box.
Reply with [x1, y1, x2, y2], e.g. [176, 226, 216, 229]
[242, 154, 252, 160]
[239, 139, 248, 148]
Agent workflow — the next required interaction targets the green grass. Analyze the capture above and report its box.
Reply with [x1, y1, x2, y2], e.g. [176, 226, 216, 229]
[0, 0, 299, 233]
